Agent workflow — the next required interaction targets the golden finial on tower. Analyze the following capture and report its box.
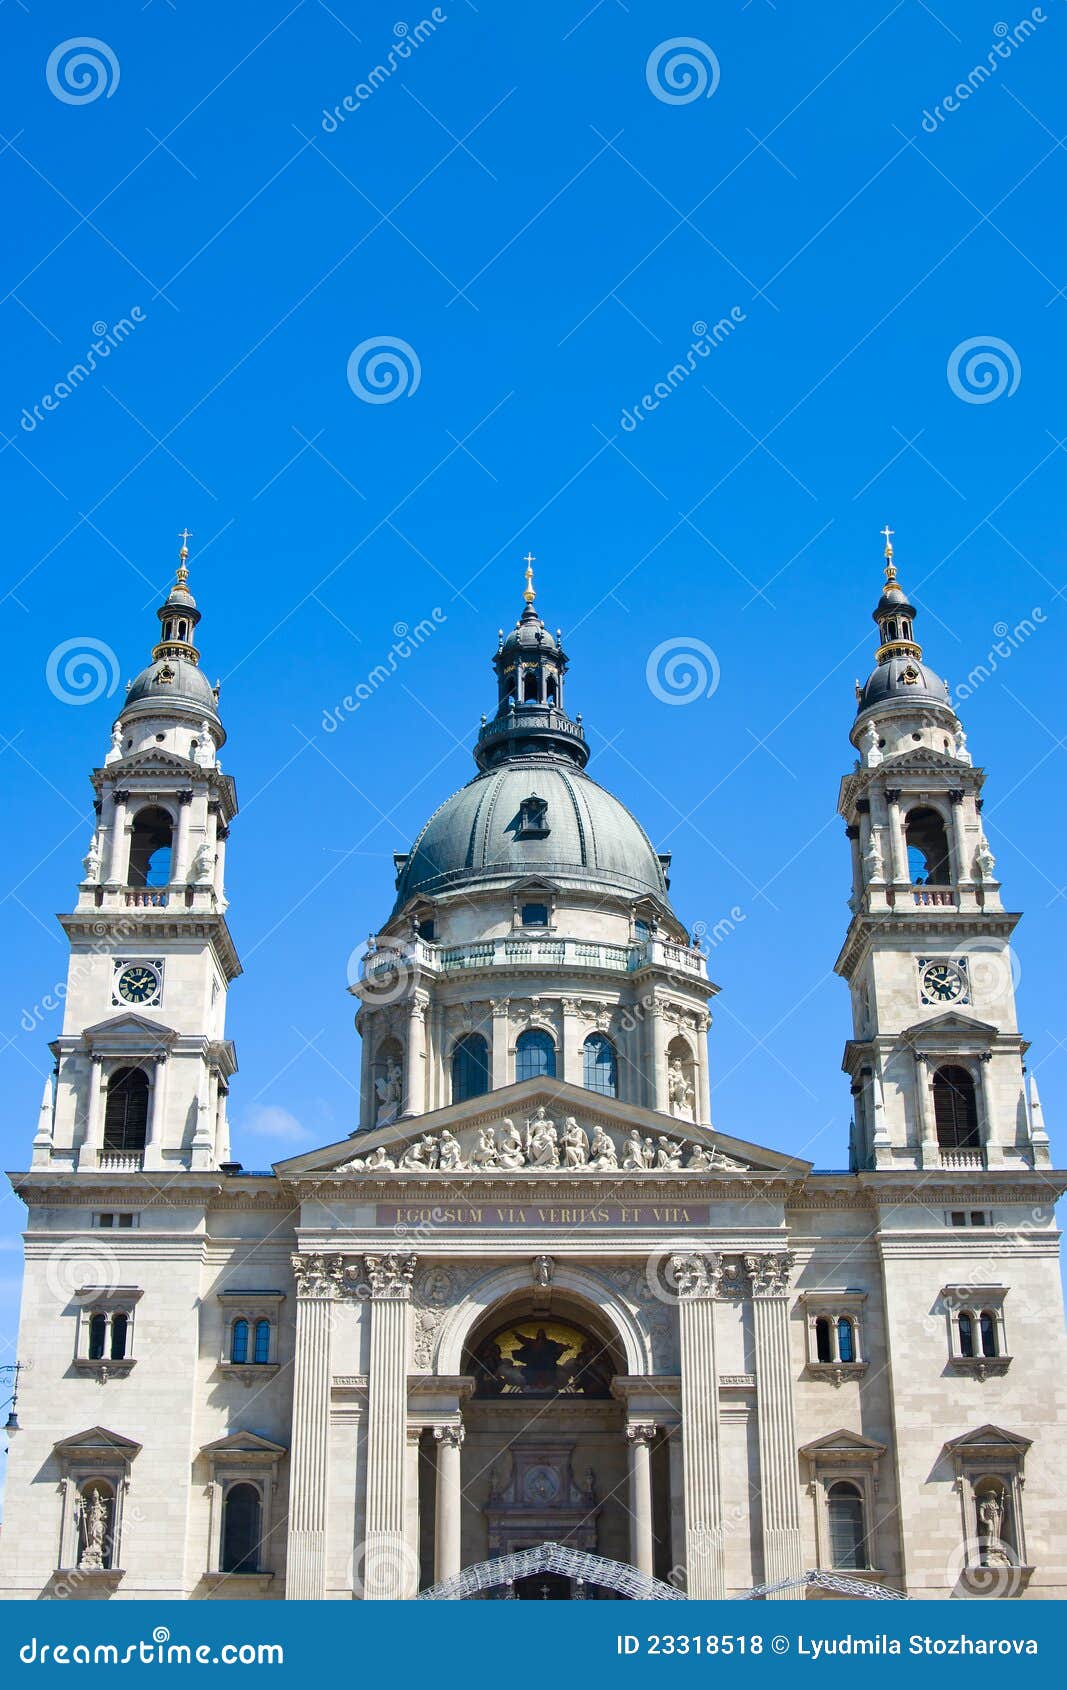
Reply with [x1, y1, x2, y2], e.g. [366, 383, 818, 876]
[522, 551, 536, 605]
[176, 527, 192, 586]
[880, 524, 896, 584]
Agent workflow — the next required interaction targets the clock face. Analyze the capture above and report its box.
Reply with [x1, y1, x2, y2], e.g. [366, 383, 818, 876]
[115, 962, 162, 1006]
[920, 960, 966, 1005]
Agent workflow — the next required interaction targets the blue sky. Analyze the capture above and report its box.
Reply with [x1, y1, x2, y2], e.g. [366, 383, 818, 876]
[3, 0, 1067, 1411]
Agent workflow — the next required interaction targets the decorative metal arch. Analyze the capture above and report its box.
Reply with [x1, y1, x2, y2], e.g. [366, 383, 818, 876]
[417, 1542, 687, 1601]
[743, 1571, 908, 1601]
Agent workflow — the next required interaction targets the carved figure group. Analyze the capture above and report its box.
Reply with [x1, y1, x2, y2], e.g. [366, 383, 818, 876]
[339, 1110, 745, 1174]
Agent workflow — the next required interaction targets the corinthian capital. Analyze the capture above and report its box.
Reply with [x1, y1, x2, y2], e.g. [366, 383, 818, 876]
[364, 1251, 418, 1300]
[743, 1251, 795, 1299]
[291, 1251, 346, 1299]
[670, 1251, 725, 1299]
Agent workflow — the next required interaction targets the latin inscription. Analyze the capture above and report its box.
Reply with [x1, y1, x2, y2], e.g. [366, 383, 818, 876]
[377, 1203, 703, 1229]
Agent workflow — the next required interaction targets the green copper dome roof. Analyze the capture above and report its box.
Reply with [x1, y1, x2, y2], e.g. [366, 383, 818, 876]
[392, 759, 671, 910]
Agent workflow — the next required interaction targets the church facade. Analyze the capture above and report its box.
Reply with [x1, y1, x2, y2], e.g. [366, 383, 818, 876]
[1, 537, 1064, 1601]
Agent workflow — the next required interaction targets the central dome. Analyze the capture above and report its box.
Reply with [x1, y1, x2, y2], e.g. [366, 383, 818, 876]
[390, 564, 674, 918]
[392, 758, 671, 909]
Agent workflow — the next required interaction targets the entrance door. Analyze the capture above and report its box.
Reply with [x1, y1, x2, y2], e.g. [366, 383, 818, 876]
[514, 1573, 572, 1600]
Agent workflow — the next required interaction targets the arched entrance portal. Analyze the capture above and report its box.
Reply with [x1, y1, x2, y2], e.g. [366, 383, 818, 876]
[418, 1542, 687, 1602]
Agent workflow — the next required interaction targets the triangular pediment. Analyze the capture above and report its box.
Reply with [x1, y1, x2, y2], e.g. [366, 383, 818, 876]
[943, 1423, 1032, 1457]
[109, 746, 198, 774]
[901, 1011, 999, 1040]
[799, 1428, 887, 1460]
[53, 1426, 142, 1460]
[81, 1013, 175, 1047]
[274, 1079, 810, 1179]
[200, 1430, 288, 1458]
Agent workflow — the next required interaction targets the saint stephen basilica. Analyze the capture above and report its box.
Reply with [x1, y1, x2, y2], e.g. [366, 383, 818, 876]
[1, 533, 1064, 1603]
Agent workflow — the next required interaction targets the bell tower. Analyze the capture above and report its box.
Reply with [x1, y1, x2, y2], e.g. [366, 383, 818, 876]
[835, 530, 1048, 1172]
[35, 535, 241, 1175]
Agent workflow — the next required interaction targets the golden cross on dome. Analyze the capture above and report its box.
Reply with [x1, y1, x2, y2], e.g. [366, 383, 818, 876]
[176, 527, 193, 583]
[523, 552, 536, 604]
[880, 524, 897, 582]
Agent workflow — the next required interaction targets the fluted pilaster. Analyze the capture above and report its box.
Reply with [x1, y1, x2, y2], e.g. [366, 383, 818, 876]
[363, 1252, 417, 1599]
[672, 1252, 726, 1598]
[286, 1252, 345, 1599]
[746, 1251, 804, 1598]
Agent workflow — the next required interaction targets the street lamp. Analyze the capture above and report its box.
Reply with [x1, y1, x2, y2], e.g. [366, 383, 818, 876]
[1, 1362, 23, 1434]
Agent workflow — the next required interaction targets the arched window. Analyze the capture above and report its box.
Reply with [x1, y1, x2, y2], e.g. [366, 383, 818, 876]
[827, 1481, 867, 1570]
[516, 1029, 556, 1083]
[451, 1033, 489, 1104]
[254, 1319, 271, 1364]
[127, 806, 174, 888]
[958, 1311, 975, 1357]
[837, 1317, 855, 1365]
[221, 1482, 261, 1575]
[933, 1065, 980, 1149]
[905, 807, 951, 885]
[102, 1067, 149, 1155]
[815, 1316, 832, 1364]
[231, 1318, 250, 1364]
[979, 1311, 998, 1358]
[583, 1033, 618, 1098]
[522, 668, 539, 702]
[110, 1311, 129, 1361]
[88, 1312, 107, 1361]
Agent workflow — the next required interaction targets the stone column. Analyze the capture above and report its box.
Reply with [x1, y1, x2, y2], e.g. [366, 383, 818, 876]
[914, 1051, 937, 1166]
[978, 1052, 1000, 1166]
[144, 1052, 168, 1168]
[490, 998, 510, 1092]
[78, 1054, 106, 1170]
[694, 1013, 712, 1125]
[106, 790, 129, 885]
[745, 1252, 804, 1598]
[363, 1252, 417, 1599]
[173, 790, 193, 884]
[949, 790, 969, 886]
[651, 1004, 670, 1115]
[286, 1253, 345, 1599]
[884, 790, 907, 885]
[672, 1253, 726, 1598]
[215, 823, 229, 899]
[433, 1424, 464, 1585]
[561, 998, 584, 1087]
[402, 995, 428, 1118]
[846, 823, 863, 907]
[626, 1423, 657, 1577]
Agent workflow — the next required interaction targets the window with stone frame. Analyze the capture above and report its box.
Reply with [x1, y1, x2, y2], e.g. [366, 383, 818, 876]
[800, 1430, 886, 1578]
[199, 1431, 287, 1585]
[216, 1288, 284, 1380]
[942, 1425, 1032, 1592]
[52, 1427, 141, 1580]
[800, 1290, 869, 1381]
[74, 1287, 142, 1379]
[941, 1284, 1011, 1378]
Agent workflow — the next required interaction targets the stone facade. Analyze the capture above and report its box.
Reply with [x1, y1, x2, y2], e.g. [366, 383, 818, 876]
[1, 542, 1065, 1601]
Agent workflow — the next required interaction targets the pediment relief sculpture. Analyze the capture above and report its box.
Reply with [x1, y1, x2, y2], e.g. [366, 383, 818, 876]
[335, 1106, 748, 1175]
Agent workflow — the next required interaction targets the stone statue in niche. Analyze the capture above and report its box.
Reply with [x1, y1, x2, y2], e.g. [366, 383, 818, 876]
[77, 1489, 110, 1569]
[533, 1254, 553, 1289]
[374, 1062, 402, 1126]
[667, 1058, 695, 1121]
[189, 840, 214, 884]
[976, 1490, 1012, 1567]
